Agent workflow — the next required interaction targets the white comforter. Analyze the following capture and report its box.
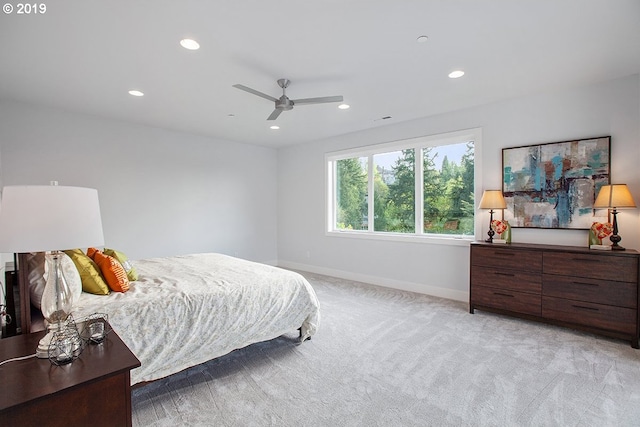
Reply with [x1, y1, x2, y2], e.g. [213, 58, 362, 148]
[71, 253, 320, 385]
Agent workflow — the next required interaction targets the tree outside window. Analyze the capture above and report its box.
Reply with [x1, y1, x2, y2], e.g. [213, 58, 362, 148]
[330, 131, 477, 238]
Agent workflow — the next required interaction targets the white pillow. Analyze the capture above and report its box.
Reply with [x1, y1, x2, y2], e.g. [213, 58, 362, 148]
[27, 252, 46, 309]
[27, 252, 82, 310]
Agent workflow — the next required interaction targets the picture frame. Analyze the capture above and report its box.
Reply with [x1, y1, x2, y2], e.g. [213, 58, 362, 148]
[502, 136, 610, 229]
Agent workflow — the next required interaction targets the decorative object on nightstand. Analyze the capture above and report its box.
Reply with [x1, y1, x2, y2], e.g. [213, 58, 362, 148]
[47, 315, 82, 365]
[479, 190, 507, 243]
[0, 182, 105, 361]
[79, 313, 112, 344]
[593, 184, 637, 251]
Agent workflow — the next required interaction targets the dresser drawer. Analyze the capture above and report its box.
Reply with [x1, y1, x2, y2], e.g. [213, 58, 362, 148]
[543, 274, 637, 309]
[471, 246, 542, 273]
[472, 285, 541, 317]
[542, 296, 636, 335]
[472, 266, 541, 294]
[543, 252, 638, 282]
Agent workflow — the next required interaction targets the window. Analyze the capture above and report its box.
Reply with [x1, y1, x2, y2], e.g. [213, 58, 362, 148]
[335, 156, 368, 230]
[327, 128, 480, 241]
[373, 150, 415, 233]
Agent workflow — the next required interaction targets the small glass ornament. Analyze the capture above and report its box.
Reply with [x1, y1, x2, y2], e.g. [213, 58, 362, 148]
[79, 313, 112, 344]
[48, 317, 84, 365]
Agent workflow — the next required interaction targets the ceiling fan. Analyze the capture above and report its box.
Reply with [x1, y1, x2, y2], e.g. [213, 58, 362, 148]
[232, 78, 343, 121]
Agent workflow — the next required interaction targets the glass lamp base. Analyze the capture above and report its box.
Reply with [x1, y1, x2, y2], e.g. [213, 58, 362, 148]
[36, 322, 67, 358]
[36, 317, 83, 363]
[36, 329, 57, 358]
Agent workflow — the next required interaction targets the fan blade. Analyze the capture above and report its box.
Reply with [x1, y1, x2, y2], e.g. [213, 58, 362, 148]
[232, 84, 278, 102]
[292, 95, 343, 105]
[267, 109, 283, 120]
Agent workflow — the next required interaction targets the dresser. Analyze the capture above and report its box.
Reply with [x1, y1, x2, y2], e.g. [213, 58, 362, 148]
[469, 241, 639, 348]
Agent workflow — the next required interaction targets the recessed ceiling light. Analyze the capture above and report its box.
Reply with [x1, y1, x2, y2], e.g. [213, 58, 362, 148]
[180, 39, 200, 50]
[448, 70, 465, 79]
[270, 125, 280, 130]
[227, 114, 235, 118]
[128, 90, 144, 97]
[338, 104, 350, 110]
[416, 35, 428, 43]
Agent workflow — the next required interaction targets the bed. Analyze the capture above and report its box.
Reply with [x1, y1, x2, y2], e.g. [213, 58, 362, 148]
[16, 252, 320, 385]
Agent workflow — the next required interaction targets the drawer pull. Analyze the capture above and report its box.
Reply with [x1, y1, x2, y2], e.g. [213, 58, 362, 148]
[495, 272, 515, 277]
[573, 281, 599, 287]
[572, 304, 599, 312]
[492, 252, 515, 257]
[571, 257, 600, 262]
[493, 292, 515, 298]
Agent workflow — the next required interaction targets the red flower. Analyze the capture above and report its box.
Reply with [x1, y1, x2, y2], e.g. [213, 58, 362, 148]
[591, 222, 613, 239]
[491, 220, 507, 235]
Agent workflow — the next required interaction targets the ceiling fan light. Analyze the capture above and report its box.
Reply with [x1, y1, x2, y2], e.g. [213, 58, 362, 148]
[180, 39, 200, 50]
[338, 104, 350, 110]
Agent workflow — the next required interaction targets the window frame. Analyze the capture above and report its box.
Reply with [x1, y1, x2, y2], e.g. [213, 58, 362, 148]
[325, 128, 483, 245]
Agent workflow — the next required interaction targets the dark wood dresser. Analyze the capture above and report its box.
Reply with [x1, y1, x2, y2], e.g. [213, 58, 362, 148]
[469, 241, 640, 348]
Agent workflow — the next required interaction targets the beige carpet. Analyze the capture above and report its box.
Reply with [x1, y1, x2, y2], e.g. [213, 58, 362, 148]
[132, 272, 640, 426]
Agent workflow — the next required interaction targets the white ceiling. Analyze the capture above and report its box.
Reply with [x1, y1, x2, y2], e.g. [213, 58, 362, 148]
[1, 1, 639, 148]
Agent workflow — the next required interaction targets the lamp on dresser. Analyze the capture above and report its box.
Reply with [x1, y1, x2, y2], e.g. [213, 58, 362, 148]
[478, 190, 507, 243]
[593, 184, 637, 251]
[0, 182, 104, 361]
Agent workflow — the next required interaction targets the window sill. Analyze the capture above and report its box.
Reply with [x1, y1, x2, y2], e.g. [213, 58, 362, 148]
[326, 230, 474, 246]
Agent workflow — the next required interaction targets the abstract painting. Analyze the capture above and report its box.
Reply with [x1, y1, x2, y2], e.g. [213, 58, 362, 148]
[502, 137, 610, 229]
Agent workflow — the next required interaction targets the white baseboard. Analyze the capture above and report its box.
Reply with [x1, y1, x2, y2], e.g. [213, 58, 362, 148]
[277, 260, 469, 303]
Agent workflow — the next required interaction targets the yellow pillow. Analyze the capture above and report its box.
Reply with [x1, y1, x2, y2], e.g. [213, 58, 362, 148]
[104, 248, 138, 281]
[64, 249, 110, 295]
[88, 248, 130, 293]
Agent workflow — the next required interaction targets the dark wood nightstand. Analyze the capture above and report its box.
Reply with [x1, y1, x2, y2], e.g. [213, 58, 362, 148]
[0, 325, 141, 427]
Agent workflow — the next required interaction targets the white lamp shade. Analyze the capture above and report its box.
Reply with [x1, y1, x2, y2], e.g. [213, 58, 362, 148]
[0, 185, 105, 253]
[479, 190, 507, 209]
[593, 184, 637, 209]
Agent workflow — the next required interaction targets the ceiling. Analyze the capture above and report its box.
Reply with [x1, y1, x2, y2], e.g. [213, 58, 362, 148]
[1, 1, 639, 148]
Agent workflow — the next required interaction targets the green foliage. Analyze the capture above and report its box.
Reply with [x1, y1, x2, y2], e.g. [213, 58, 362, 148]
[373, 166, 390, 231]
[335, 141, 475, 235]
[381, 149, 415, 232]
[423, 142, 474, 234]
[336, 158, 367, 230]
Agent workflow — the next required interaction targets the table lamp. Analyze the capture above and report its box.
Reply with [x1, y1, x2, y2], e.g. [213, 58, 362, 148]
[479, 190, 507, 243]
[593, 184, 637, 251]
[0, 183, 104, 359]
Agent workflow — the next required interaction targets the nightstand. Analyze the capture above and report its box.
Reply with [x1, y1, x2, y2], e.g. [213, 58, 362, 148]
[0, 325, 141, 426]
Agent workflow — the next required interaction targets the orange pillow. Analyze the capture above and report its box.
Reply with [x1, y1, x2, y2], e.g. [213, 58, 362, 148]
[87, 248, 130, 293]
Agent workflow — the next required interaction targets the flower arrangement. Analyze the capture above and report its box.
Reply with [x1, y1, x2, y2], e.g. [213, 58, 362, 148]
[491, 219, 511, 243]
[589, 222, 613, 246]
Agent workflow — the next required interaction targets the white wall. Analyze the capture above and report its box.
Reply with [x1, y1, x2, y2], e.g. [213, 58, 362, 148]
[277, 74, 640, 301]
[0, 101, 279, 263]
